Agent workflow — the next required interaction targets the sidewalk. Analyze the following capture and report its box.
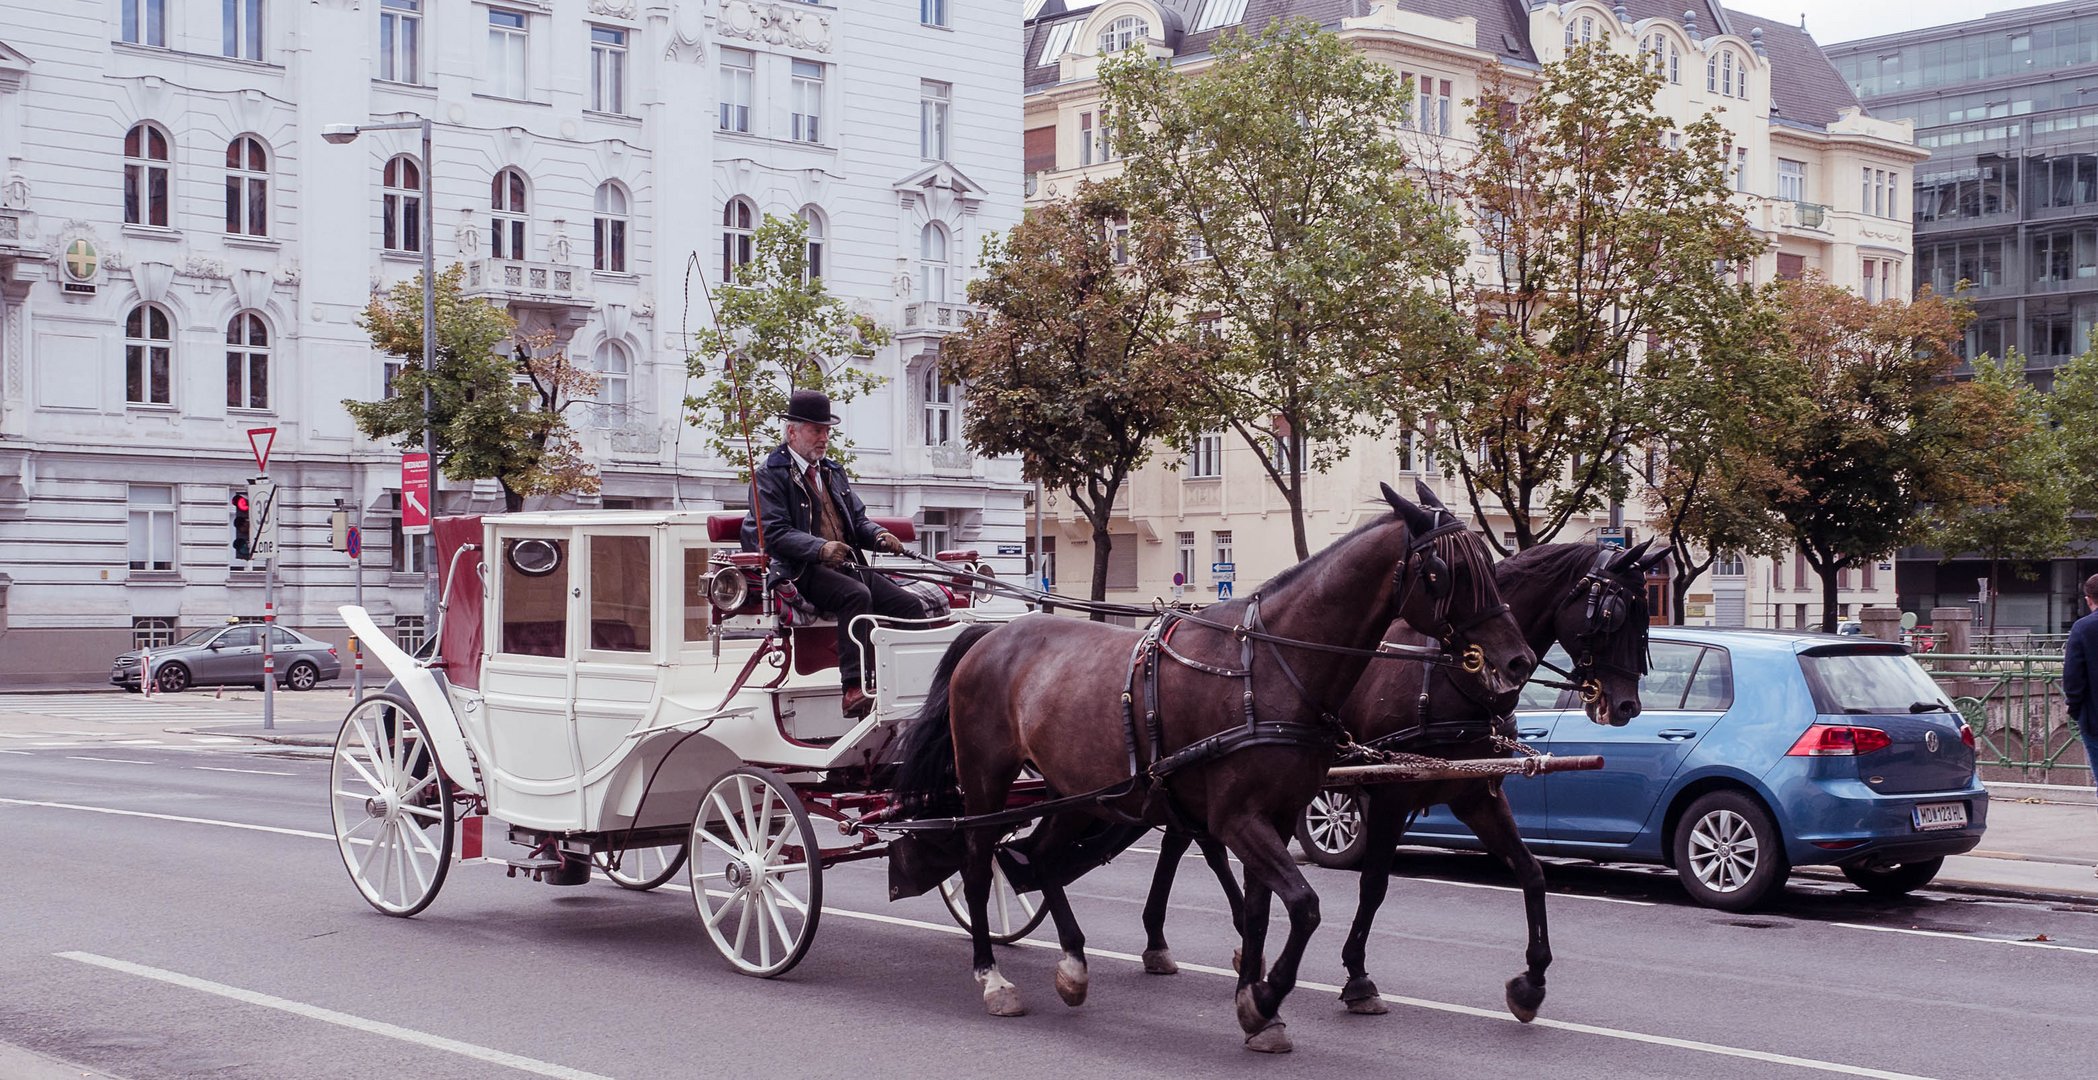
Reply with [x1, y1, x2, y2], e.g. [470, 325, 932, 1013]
[19, 685, 2098, 905]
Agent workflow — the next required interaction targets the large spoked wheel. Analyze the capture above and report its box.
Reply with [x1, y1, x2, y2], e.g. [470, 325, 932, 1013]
[1296, 786, 1371, 869]
[1673, 790, 1788, 912]
[939, 850, 1048, 944]
[690, 767, 822, 978]
[596, 842, 689, 891]
[330, 693, 455, 918]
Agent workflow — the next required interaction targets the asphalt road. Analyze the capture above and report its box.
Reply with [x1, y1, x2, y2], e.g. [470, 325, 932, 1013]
[2, 739, 2095, 1080]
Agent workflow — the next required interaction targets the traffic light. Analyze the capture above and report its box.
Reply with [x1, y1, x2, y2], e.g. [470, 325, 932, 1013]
[231, 492, 252, 560]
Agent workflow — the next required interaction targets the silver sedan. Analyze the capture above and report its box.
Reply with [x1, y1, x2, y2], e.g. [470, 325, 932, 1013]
[111, 624, 342, 693]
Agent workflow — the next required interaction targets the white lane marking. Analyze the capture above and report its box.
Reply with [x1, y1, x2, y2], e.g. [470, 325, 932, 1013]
[1407, 875, 1655, 906]
[192, 765, 296, 777]
[0, 750, 28, 756]
[57, 952, 612, 1080]
[0, 798, 1971, 1080]
[0, 797, 332, 840]
[1836, 922, 2098, 956]
[665, 882, 1935, 1080]
[64, 756, 157, 765]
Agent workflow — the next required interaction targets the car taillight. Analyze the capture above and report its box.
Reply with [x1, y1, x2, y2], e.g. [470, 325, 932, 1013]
[1957, 721, 1975, 750]
[329, 647, 339, 658]
[1786, 724, 1891, 756]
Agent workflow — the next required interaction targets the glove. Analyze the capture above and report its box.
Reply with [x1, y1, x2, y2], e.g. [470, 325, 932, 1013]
[819, 540, 854, 567]
[875, 531, 906, 555]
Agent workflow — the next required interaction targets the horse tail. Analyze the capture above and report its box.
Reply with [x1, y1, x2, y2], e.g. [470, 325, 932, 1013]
[891, 623, 998, 816]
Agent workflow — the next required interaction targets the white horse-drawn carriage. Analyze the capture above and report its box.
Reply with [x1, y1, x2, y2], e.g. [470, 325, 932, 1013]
[330, 509, 1042, 977]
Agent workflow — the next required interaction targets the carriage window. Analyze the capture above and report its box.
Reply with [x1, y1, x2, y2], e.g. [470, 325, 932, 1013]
[589, 535, 652, 653]
[684, 546, 713, 643]
[500, 537, 570, 657]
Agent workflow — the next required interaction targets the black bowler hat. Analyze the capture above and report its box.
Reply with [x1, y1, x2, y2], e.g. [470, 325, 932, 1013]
[782, 388, 841, 427]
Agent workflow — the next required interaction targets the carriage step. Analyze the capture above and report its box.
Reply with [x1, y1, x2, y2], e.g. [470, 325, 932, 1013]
[504, 856, 592, 886]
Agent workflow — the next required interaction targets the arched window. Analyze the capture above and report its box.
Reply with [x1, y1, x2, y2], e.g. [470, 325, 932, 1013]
[1565, 14, 1594, 48]
[594, 182, 629, 273]
[596, 339, 631, 423]
[226, 311, 270, 410]
[799, 206, 826, 282]
[919, 222, 951, 302]
[226, 135, 269, 237]
[125, 303, 174, 406]
[1098, 14, 1147, 54]
[1641, 35, 1681, 84]
[124, 123, 171, 227]
[490, 168, 528, 259]
[722, 197, 755, 281]
[382, 155, 422, 252]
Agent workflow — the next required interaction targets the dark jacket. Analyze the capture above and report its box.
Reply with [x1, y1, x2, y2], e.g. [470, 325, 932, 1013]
[739, 446, 886, 581]
[2065, 608, 2098, 731]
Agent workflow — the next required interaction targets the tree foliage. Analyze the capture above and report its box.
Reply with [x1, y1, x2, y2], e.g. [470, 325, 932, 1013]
[941, 183, 1207, 610]
[1929, 350, 2073, 633]
[1100, 19, 1463, 560]
[1760, 279, 2021, 632]
[685, 214, 890, 476]
[2051, 346, 2098, 531]
[345, 264, 600, 512]
[1411, 43, 1764, 554]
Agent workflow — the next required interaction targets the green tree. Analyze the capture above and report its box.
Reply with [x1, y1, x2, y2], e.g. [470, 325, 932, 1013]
[1761, 279, 2021, 633]
[941, 184, 1207, 612]
[1636, 286, 1790, 623]
[345, 265, 600, 512]
[2052, 346, 2098, 530]
[685, 214, 890, 476]
[1414, 43, 1764, 554]
[1930, 350, 2073, 635]
[1099, 20, 1463, 560]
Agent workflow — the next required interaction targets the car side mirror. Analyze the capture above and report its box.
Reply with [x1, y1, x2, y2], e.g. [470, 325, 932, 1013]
[206, 642, 222, 651]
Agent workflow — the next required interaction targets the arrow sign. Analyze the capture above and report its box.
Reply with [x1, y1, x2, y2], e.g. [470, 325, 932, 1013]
[401, 452, 431, 535]
[247, 427, 277, 473]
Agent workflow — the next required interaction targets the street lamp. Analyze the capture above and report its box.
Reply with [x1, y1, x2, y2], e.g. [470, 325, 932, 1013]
[323, 118, 439, 636]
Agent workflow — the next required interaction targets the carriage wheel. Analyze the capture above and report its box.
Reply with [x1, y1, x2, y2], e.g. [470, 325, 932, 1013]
[596, 842, 689, 891]
[938, 854, 1048, 944]
[690, 767, 822, 978]
[330, 693, 455, 918]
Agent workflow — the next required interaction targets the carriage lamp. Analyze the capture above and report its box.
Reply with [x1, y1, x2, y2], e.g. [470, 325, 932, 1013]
[706, 565, 751, 613]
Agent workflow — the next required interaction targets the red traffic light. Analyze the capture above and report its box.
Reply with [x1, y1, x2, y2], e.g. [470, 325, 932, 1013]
[232, 493, 250, 512]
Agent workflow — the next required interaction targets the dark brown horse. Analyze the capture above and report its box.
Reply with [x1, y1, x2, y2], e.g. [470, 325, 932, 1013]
[891, 483, 1535, 1052]
[1140, 540, 1665, 1023]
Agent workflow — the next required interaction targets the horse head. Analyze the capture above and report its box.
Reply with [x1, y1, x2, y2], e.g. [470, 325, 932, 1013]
[1557, 538, 1667, 727]
[1380, 481, 1535, 697]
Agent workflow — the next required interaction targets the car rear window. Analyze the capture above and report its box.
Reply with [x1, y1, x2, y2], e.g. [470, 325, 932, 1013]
[1797, 649, 1947, 714]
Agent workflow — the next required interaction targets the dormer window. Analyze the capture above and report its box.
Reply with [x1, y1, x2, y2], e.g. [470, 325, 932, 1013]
[1641, 34, 1681, 84]
[1100, 15, 1147, 55]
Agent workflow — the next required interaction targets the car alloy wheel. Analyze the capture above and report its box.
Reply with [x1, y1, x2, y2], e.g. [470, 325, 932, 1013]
[154, 664, 191, 694]
[1296, 786, 1371, 869]
[286, 661, 320, 692]
[1673, 790, 1788, 911]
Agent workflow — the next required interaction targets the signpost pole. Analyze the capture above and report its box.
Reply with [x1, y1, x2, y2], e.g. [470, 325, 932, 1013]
[247, 428, 278, 732]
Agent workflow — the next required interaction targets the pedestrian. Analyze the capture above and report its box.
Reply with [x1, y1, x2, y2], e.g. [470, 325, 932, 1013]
[2064, 571, 2098, 876]
[741, 389, 922, 719]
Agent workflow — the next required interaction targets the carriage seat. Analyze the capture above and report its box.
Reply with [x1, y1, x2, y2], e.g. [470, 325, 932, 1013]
[704, 513, 926, 625]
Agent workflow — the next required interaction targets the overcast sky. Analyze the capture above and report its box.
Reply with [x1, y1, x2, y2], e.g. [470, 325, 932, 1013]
[1724, 0, 2017, 45]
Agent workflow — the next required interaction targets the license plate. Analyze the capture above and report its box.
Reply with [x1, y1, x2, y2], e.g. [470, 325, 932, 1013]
[1912, 802, 1967, 831]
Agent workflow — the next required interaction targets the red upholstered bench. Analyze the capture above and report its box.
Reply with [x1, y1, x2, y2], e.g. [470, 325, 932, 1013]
[704, 513, 916, 546]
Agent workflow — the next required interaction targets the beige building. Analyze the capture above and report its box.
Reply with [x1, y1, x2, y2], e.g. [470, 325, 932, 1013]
[1017, 0, 1925, 627]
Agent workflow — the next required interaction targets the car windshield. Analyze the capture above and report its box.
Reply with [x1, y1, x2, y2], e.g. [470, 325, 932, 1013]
[174, 626, 223, 647]
[1798, 650, 1948, 714]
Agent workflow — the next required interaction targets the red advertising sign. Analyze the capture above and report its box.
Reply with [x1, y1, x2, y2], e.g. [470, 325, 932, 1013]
[401, 452, 431, 534]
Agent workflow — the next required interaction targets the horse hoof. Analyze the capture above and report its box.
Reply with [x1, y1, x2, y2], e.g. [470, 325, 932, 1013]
[1340, 975, 1385, 1014]
[1346, 996, 1389, 1015]
[1244, 1021, 1292, 1054]
[1142, 949, 1179, 975]
[1234, 986, 1265, 1034]
[985, 986, 1027, 1017]
[1505, 974, 1545, 1024]
[1055, 956, 1089, 1007]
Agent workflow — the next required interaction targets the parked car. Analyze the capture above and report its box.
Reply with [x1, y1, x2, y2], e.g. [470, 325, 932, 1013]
[1297, 628, 1986, 910]
[112, 624, 341, 693]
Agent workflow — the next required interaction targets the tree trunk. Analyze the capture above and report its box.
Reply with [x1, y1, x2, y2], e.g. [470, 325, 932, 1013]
[1819, 562, 1841, 634]
[1089, 520, 1113, 623]
[1287, 438, 1309, 562]
[1987, 556, 2001, 638]
[1670, 549, 1698, 627]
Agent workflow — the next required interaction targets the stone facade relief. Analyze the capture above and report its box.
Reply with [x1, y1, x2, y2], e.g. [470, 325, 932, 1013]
[718, 0, 833, 52]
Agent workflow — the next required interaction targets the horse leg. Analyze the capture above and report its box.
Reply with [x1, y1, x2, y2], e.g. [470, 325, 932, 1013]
[1220, 819, 1316, 1054]
[1337, 788, 1404, 1015]
[1017, 811, 1097, 1007]
[963, 822, 1025, 1017]
[1141, 830, 1191, 974]
[1449, 782, 1550, 1022]
[1197, 833, 1248, 972]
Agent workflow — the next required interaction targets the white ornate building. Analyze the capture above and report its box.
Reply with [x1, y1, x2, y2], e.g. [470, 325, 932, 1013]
[0, 0, 1025, 685]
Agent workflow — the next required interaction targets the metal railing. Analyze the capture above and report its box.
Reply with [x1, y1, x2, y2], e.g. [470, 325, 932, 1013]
[1915, 651, 2090, 781]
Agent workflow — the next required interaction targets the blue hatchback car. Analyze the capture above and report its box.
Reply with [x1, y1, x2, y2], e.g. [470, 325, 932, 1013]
[1301, 628, 1987, 910]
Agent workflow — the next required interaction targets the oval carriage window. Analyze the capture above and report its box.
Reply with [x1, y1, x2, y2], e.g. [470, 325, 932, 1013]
[506, 537, 563, 577]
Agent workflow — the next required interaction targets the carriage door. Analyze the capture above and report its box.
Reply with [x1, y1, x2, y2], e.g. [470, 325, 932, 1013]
[480, 533, 585, 829]
[572, 531, 659, 779]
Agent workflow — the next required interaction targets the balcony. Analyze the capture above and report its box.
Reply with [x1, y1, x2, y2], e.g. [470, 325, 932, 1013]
[464, 258, 593, 312]
[1764, 199, 1829, 233]
[899, 300, 982, 343]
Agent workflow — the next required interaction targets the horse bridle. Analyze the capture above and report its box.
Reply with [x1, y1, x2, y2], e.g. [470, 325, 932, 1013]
[1563, 547, 1648, 706]
[1398, 512, 1507, 676]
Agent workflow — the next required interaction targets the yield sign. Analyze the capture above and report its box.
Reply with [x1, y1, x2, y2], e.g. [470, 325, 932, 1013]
[401, 452, 431, 534]
[246, 427, 277, 473]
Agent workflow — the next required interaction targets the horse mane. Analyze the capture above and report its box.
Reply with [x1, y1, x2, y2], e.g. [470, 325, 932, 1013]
[1254, 509, 1400, 597]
